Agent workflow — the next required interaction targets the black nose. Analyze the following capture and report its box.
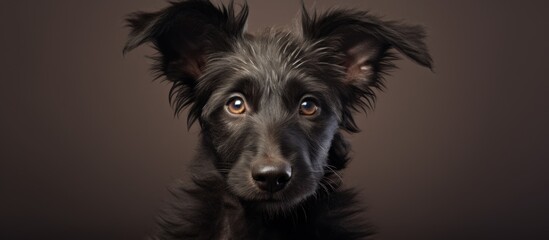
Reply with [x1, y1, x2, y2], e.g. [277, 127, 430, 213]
[251, 161, 292, 193]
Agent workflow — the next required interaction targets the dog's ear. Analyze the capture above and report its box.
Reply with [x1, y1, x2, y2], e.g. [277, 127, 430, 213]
[123, 0, 248, 123]
[301, 8, 432, 132]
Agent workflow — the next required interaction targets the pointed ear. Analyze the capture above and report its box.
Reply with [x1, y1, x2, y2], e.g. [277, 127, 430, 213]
[301, 8, 432, 132]
[123, 0, 248, 119]
[302, 8, 432, 86]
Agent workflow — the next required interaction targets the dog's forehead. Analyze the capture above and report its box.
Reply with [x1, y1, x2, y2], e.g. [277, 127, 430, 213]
[224, 31, 320, 85]
[199, 30, 341, 111]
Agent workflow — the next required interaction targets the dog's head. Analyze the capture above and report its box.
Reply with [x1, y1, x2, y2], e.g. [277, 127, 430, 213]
[124, 0, 431, 212]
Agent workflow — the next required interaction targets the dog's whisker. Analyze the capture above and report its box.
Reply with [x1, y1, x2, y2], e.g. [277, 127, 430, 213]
[325, 165, 344, 183]
[318, 182, 331, 196]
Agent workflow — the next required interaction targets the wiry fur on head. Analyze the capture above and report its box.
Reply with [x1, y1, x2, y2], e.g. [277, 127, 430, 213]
[124, 0, 432, 239]
[124, 0, 432, 131]
[124, 0, 250, 128]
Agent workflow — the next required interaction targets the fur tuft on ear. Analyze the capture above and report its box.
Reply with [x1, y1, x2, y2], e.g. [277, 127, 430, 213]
[301, 7, 432, 132]
[123, 0, 248, 126]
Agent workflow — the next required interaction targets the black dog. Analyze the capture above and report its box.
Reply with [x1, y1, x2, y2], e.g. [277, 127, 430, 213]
[124, 0, 431, 239]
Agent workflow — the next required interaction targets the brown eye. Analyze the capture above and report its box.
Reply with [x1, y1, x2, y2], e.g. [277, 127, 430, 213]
[226, 96, 247, 115]
[299, 98, 318, 116]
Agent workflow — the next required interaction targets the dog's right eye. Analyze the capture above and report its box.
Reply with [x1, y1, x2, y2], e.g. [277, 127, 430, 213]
[299, 97, 319, 116]
[226, 96, 247, 115]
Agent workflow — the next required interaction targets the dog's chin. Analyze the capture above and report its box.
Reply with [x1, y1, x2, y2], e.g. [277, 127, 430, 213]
[231, 186, 317, 214]
[239, 195, 309, 214]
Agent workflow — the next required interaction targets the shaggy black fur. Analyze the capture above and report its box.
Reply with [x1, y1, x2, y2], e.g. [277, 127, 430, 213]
[124, 0, 432, 239]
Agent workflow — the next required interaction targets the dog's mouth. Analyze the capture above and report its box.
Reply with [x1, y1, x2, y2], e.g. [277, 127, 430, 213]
[252, 196, 283, 204]
[227, 169, 322, 212]
[239, 193, 307, 213]
[232, 182, 294, 202]
[251, 191, 294, 202]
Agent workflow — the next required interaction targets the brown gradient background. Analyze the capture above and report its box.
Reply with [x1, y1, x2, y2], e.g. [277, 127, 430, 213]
[1, 0, 548, 239]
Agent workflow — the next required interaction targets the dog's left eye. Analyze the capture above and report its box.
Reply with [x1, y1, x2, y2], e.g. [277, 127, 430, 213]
[226, 95, 247, 115]
[299, 98, 319, 116]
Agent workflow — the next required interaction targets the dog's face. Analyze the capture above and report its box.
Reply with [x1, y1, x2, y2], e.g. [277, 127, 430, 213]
[198, 34, 344, 209]
[124, 0, 431, 212]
